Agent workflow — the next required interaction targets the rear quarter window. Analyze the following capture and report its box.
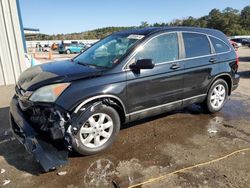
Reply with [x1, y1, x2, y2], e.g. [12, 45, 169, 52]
[209, 36, 230, 53]
[183, 33, 211, 58]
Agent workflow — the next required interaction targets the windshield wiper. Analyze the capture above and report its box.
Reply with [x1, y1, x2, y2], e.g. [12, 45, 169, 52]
[75, 61, 92, 67]
[76, 61, 106, 68]
[75, 61, 107, 68]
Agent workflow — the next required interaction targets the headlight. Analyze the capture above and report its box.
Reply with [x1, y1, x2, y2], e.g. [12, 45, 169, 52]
[29, 83, 70, 102]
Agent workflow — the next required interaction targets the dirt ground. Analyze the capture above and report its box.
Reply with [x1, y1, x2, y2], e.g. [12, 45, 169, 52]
[0, 47, 250, 188]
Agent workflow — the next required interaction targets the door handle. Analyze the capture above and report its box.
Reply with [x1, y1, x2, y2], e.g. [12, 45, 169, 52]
[209, 58, 217, 63]
[170, 63, 181, 70]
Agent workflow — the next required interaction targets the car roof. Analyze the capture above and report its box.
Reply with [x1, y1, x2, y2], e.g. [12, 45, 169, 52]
[116, 26, 226, 40]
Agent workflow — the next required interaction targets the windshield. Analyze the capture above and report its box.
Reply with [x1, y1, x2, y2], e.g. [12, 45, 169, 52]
[73, 34, 144, 68]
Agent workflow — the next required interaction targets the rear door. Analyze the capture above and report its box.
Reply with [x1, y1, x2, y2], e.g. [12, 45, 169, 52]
[181, 32, 218, 102]
[125, 32, 184, 120]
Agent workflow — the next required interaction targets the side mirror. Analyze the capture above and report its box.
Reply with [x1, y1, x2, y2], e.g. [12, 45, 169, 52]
[129, 59, 154, 70]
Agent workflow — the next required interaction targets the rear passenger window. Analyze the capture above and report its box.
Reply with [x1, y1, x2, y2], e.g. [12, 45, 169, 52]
[183, 33, 211, 58]
[209, 36, 230, 53]
[134, 33, 179, 64]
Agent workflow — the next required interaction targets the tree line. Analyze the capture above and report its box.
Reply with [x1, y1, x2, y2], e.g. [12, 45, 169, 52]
[28, 6, 250, 41]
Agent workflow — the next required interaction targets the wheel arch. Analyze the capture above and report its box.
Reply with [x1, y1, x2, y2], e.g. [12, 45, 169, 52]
[208, 73, 232, 95]
[73, 95, 127, 123]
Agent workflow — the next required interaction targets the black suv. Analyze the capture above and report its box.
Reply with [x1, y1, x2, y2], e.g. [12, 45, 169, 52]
[10, 27, 240, 171]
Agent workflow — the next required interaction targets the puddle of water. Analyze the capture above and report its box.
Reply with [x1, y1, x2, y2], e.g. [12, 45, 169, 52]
[222, 95, 250, 120]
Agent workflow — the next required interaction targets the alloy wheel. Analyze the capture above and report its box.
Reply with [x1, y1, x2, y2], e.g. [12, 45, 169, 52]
[79, 113, 114, 148]
[210, 84, 226, 109]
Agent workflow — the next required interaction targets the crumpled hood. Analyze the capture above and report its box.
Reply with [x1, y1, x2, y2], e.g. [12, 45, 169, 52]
[18, 60, 103, 91]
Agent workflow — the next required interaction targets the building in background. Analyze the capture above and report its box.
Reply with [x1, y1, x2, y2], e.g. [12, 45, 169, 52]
[0, 0, 26, 86]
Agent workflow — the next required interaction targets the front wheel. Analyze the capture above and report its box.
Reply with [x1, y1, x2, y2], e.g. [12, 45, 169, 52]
[72, 105, 120, 155]
[203, 79, 228, 113]
[66, 49, 71, 54]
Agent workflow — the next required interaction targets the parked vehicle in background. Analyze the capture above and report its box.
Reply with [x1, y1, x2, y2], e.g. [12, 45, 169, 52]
[36, 43, 42, 52]
[85, 43, 92, 48]
[42, 44, 51, 52]
[241, 38, 250, 46]
[71, 41, 78, 45]
[10, 27, 240, 171]
[230, 38, 243, 47]
[229, 40, 239, 51]
[58, 43, 87, 54]
[51, 43, 59, 50]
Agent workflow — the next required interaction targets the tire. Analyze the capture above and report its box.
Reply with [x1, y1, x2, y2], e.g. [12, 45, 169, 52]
[203, 79, 228, 113]
[72, 104, 120, 155]
[66, 49, 71, 54]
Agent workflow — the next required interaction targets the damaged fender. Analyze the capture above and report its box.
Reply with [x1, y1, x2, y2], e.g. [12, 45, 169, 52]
[65, 101, 105, 150]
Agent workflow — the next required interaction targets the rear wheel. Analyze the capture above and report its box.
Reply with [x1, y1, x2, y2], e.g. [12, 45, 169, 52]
[72, 105, 120, 155]
[203, 79, 228, 113]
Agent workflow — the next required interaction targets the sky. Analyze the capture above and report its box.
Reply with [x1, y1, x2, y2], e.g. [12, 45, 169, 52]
[19, 0, 250, 35]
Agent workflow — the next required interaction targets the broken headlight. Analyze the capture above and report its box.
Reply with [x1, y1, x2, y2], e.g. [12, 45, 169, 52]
[29, 83, 70, 102]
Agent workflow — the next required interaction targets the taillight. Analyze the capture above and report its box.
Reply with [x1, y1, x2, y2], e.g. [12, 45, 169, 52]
[234, 51, 239, 65]
[235, 50, 239, 65]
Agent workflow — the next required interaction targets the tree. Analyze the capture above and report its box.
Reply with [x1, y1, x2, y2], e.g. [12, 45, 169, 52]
[140, 21, 149, 28]
[197, 16, 208, 27]
[182, 16, 198, 27]
[241, 6, 250, 31]
[170, 19, 183, 26]
[207, 9, 227, 31]
[153, 22, 168, 27]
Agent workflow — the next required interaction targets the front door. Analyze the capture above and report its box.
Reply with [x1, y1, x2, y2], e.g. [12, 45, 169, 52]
[125, 32, 184, 120]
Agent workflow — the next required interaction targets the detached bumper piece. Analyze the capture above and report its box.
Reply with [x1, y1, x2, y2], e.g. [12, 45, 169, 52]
[9, 96, 68, 172]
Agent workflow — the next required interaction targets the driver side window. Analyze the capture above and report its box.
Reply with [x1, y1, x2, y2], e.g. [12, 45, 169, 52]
[134, 33, 179, 64]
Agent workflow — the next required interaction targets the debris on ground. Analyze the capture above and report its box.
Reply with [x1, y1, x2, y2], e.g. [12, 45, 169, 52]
[0, 129, 15, 144]
[2, 179, 10, 186]
[0, 168, 6, 174]
[57, 171, 67, 176]
[208, 128, 218, 134]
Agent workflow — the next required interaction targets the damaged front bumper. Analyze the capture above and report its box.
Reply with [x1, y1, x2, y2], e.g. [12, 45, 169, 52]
[9, 96, 69, 172]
